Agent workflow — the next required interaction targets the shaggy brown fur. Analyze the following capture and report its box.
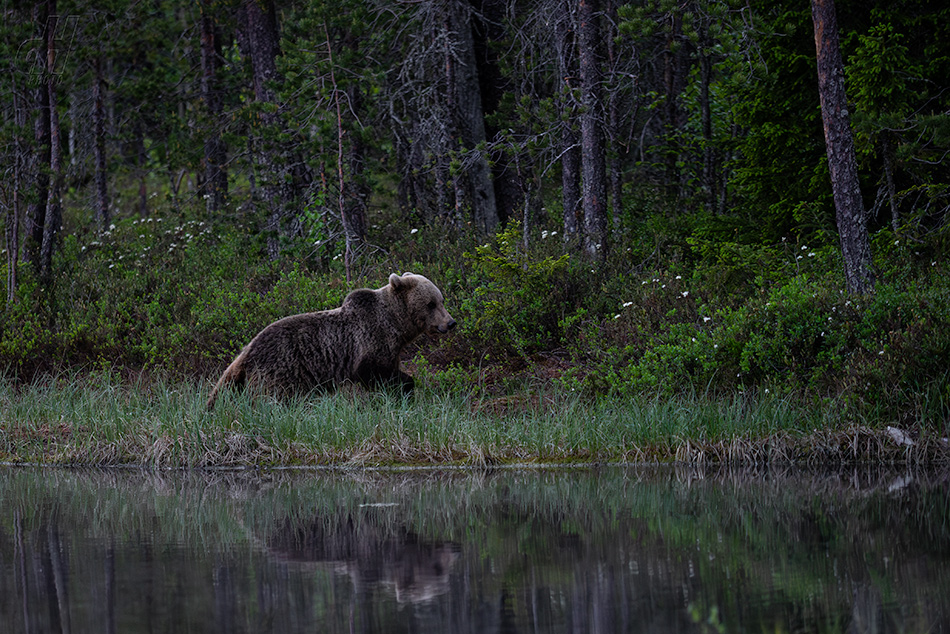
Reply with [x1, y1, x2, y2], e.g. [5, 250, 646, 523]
[206, 273, 455, 408]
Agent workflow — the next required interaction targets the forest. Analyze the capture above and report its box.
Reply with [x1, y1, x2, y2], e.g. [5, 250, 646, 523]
[1, 0, 949, 431]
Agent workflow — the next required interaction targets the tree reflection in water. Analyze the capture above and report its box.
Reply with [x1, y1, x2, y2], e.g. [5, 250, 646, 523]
[0, 466, 948, 633]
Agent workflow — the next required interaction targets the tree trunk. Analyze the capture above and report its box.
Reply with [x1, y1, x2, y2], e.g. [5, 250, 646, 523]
[7, 69, 26, 303]
[663, 8, 683, 203]
[40, 3, 62, 280]
[881, 132, 899, 231]
[238, 0, 303, 258]
[811, 0, 874, 295]
[25, 2, 50, 271]
[606, 0, 623, 229]
[442, 7, 464, 227]
[698, 17, 717, 211]
[394, 112, 429, 222]
[556, 0, 582, 244]
[93, 55, 110, 228]
[323, 24, 367, 281]
[578, 0, 608, 260]
[200, 0, 228, 215]
[471, 0, 519, 226]
[343, 82, 368, 276]
[450, 1, 499, 236]
[133, 119, 148, 218]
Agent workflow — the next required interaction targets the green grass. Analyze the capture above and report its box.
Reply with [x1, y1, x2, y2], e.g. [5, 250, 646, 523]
[1, 373, 946, 468]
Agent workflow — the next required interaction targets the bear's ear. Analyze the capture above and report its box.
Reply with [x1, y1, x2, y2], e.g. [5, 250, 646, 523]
[389, 273, 414, 291]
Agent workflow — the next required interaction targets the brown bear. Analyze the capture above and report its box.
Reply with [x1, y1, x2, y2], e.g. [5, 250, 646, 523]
[206, 272, 455, 408]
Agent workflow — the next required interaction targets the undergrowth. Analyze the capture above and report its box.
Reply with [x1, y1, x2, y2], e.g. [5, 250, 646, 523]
[1, 207, 949, 438]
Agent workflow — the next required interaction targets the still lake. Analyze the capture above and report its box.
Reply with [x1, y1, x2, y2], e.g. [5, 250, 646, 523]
[0, 464, 947, 633]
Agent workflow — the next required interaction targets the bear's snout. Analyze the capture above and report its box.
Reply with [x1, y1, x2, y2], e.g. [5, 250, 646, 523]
[435, 317, 457, 334]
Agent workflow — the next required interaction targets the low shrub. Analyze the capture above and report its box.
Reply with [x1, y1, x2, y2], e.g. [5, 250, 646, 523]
[457, 222, 586, 357]
[565, 261, 950, 429]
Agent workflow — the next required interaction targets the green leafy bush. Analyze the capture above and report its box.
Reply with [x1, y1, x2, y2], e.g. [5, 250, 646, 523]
[0, 217, 352, 376]
[459, 222, 582, 357]
[568, 260, 950, 428]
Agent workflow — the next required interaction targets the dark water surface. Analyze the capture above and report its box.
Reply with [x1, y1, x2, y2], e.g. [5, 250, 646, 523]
[0, 465, 948, 633]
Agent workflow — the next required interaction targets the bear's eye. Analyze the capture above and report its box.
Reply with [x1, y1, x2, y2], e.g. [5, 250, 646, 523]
[428, 300, 436, 310]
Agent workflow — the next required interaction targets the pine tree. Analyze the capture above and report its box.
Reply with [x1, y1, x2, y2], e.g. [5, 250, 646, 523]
[812, 0, 874, 295]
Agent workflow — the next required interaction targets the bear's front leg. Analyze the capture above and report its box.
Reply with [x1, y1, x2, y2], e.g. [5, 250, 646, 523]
[394, 369, 415, 394]
[354, 360, 414, 394]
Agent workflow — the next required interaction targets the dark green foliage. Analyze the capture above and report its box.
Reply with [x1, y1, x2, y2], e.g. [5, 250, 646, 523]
[567, 242, 950, 428]
[459, 223, 578, 356]
[0, 218, 347, 376]
[730, 0, 950, 243]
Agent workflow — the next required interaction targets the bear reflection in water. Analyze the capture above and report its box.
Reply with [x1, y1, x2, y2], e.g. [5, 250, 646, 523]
[266, 511, 460, 604]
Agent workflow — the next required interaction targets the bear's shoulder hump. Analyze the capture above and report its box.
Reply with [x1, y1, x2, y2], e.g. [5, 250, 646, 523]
[341, 288, 379, 312]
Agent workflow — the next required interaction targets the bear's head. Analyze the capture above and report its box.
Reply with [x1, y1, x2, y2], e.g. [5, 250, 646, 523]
[389, 272, 457, 336]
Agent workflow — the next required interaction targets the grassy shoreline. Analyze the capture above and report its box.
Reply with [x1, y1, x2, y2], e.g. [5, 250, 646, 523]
[1, 374, 947, 468]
